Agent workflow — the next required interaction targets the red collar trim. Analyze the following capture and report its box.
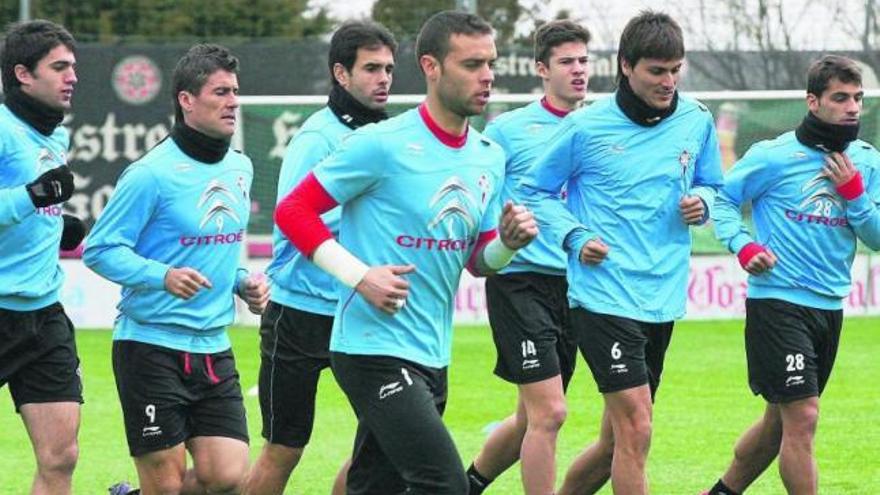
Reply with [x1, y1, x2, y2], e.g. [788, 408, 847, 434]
[541, 96, 570, 118]
[418, 103, 468, 148]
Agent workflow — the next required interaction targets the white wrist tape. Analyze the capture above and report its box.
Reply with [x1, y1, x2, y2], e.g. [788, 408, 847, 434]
[312, 239, 370, 289]
[483, 237, 518, 271]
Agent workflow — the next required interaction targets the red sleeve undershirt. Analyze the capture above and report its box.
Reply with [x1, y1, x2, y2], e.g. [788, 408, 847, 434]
[274, 172, 339, 258]
[466, 229, 498, 276]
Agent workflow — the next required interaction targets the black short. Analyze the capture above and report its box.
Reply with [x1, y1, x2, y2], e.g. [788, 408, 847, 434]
[486, 273, 577, 387]
[258, 301, 334, 448]
[0, 303, 82, 410]
[331, 352, 467, 495]
[112, 340, 248, 457]
[571, 308, 673, 398]
[745, 298, 842, 403]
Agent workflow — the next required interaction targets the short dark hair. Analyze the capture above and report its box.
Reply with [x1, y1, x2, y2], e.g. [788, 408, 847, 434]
[534, 20, 591, 65]
[1, 20, 76, 90]
[171, 43, 239, 122]
[415, 10, 493, 69]
[617, 10, 683, 81]
[807, 55, 862, 97]
[328, 21, 397, 86]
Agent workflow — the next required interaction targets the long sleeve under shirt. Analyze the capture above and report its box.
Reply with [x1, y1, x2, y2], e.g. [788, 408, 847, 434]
[521, 94, 724, 322]
[83, 136, 253, 352]
[266, 107, 350, 315]
[713, 132, 880, 310]
[0, 104, 70, 311]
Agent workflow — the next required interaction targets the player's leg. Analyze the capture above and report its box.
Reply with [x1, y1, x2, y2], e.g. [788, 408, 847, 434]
[470, 273, 569, 494]
[10, 304, 83, 495]
[20, 402, 80, 495]
[710, 403, 782, 494]
[332, 353, 467, 495]
[246, 303, 336, 495]
[186, 350, 250, 494]
[557, 409, 612, 495]
[132, 445, 188, 494]
[185, 436, 250, 494]
[112, 340, 196, 494]
[776, 304, 840, 495]
[604, 384, 653, 494]
[777, 397, 819, 495]
[568, 309, 656, 495]
[469, 402, 527, 492]
[331, 458, 351, 495]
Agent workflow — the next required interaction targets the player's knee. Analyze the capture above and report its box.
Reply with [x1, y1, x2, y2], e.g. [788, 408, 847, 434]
[783, 401, 819, 438]
[263, 443, 305, 471]
[201, 475, 245, 495]
[200, 464, 248, 494]
[532, 401, 567, 433]
[36, 440, 78, 476]
[614, 410, 652, 449]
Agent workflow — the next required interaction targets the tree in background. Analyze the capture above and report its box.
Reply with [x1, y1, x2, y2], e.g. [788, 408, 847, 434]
[0, 0, 334, 40]
[371, 0, 522, 44]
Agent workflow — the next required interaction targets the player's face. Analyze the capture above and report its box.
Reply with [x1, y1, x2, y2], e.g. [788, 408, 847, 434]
[436, 33, 496, 118]
[539, 41, 589, 108]
[808, 78, 862, 126]
[181, 69, 239, 139]
[16, 44, 77, 111]
[622, 57, 682, 110]
[338, 45, 395, 111]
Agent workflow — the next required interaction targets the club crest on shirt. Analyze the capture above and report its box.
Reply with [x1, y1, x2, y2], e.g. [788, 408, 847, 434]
[428, 176, 478, 237]
[478, 173, 491, 205]
[197, 179, 241, 232]
[679, 149, 691, 168]
[36, 148, 64, 173]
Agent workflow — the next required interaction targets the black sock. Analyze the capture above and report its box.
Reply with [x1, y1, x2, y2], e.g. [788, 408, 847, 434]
[467, 463, 492, 495]
[709, 479, 741, 495]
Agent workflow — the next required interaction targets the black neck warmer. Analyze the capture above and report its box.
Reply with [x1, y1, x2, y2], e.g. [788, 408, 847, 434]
[4, 86, 64, 136]
[794, 111, 859, 153]
[615, 77, 678, 127]
[170, 122, 230, 164]
[327, 85, 388, 129]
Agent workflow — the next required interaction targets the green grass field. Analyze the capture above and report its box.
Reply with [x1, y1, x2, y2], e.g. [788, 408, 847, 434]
[1, 319, 877, 494]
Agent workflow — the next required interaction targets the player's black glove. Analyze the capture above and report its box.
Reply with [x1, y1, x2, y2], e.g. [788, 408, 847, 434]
[60, 214, 87, 250]
[26, 165, 74, 208]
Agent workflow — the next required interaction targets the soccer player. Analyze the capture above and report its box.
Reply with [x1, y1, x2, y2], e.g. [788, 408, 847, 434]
[274, 11, 537, 495]
[245, 21, 397, 495]
[83, 44, 269, 495]
[465, 19, 590, 495]
[521, 11, 723, 495]
[703, 55, 879, 495]
[0, 20, 82, 495]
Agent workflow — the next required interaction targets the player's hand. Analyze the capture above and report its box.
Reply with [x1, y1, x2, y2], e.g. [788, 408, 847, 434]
[27, 165, 75, 208]
[737, 243, 778, 275]
[240, 272, 270, 315]
[679, 195, 705, 225]
[823, 152, 858, 186]
[579, 237, 609, 265]
[165, 267, 212, 299]
[499, 201, 538, 250]
[355, 264, 415, 315]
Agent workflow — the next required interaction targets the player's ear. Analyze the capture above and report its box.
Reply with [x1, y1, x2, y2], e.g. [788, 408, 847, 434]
[806, 92, 819, 114]
[419, 54, 440, 80]
[536, 61, 549, 80]
[333, 62, 350, 88]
